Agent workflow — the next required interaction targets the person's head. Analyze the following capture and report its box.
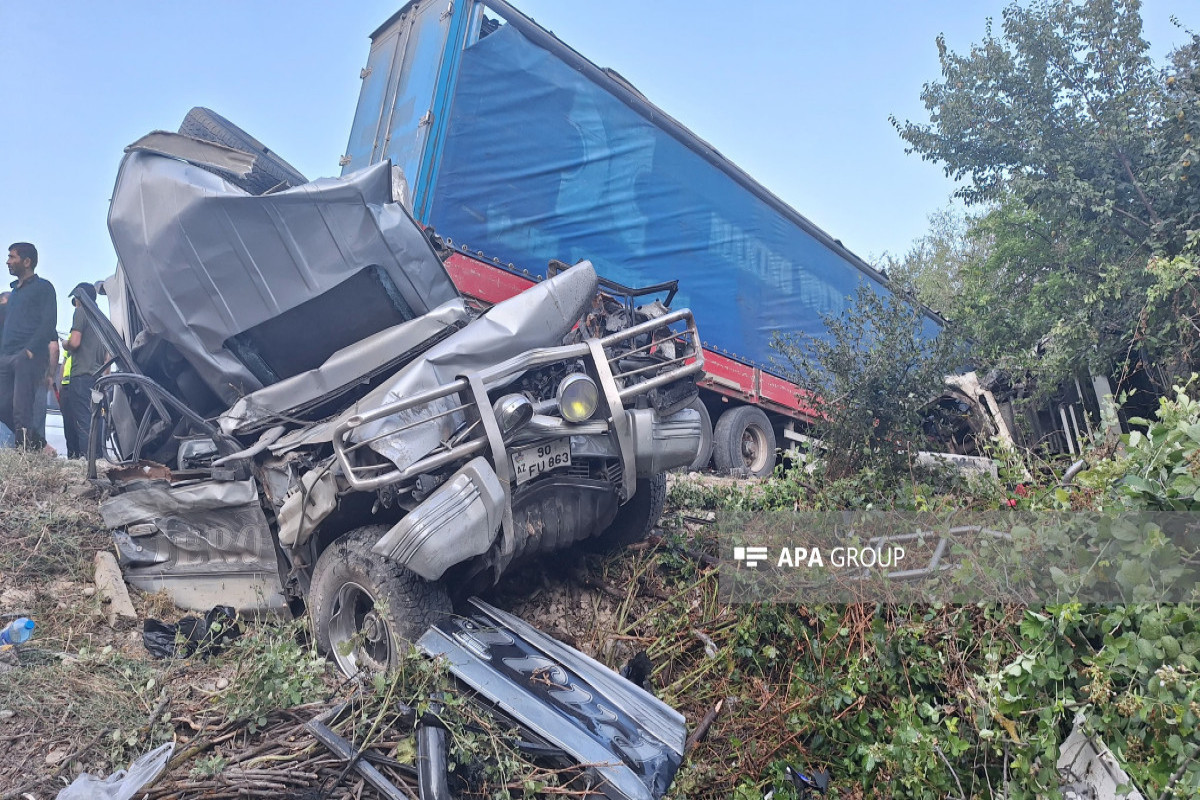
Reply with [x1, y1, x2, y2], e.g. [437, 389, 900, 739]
[0, 291, 9, 306]
[70, 282, 98, 307]
[6, 243, 37, 279]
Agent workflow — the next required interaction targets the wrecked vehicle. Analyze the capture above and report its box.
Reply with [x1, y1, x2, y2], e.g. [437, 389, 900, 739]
[83, 118, 704, 677]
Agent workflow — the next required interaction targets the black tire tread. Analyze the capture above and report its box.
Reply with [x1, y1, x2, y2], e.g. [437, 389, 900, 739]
[713, 405, 777, 477]
[309, 525, 451, 668]
[593, 472, 667, 550]
[178, 106, 307, 195]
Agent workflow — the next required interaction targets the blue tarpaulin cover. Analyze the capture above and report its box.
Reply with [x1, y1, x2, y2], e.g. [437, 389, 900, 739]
[428, 25, 937, 372]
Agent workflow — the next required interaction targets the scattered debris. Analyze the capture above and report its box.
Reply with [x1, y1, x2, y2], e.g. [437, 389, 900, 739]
[142, 606, 240, 659]
[56, 742, 174, 800]
[307, 718, 411, 800]
[420, 598, 686, 800]
[93, 551, 137, 627]
[684, 698, 726, 753]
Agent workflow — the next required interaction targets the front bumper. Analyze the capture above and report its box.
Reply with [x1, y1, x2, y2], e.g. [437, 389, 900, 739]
[333, 309, 703, 579]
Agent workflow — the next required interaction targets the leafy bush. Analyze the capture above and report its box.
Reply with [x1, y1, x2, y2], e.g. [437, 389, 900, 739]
[773, 284, 965, 481]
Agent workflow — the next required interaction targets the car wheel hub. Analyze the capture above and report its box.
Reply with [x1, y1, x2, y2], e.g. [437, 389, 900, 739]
[327, 581, 391, 676]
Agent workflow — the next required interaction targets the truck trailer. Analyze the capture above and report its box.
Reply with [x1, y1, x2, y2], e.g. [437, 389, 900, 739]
[340, 0, 950, 476]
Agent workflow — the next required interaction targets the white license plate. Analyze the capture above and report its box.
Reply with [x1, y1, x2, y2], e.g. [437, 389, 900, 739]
[511, 439, 571, 485]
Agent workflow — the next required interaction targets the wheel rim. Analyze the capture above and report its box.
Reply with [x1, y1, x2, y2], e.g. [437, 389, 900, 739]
[740, 424, 771, 474]
[326, 581, 391, 676]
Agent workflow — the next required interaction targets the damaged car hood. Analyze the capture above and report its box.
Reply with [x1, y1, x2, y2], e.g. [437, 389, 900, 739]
[108, 136, 458, 405]
[342, 261, 600, 469]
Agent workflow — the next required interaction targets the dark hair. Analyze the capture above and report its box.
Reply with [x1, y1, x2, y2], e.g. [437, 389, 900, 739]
[8, 242, 37, 269]
[71, 282, 98, 302]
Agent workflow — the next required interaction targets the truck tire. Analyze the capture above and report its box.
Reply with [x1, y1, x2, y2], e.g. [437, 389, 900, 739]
[178, 107, 308, 195]
[686, 397, 714, 471]
[309, 526, 451, 677]
[713, 405, 777, 477]
[592, 472, 667, 550]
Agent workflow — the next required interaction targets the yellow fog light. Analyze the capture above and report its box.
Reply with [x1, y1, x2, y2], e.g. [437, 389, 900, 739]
[557, 374, 599, 422]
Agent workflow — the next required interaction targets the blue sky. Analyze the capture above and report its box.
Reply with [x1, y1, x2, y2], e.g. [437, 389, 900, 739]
[0, 1, 1194, 333]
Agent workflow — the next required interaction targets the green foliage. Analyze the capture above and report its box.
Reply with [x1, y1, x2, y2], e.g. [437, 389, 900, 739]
[668, 383, 1200, 797]
[773, 284, 966, 480]
[881, 207, 986, 318]
[1074, 375, 1200, 510]
[892, 0, 1200, 390]
[217, 620, 329, 731]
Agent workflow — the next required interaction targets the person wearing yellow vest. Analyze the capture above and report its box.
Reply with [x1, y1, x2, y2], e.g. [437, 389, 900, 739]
[60, 283, 106, 458]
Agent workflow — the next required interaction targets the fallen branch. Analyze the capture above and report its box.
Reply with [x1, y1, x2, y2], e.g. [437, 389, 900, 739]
[685, 698, 726, 753]
[646, 533, 718, 567]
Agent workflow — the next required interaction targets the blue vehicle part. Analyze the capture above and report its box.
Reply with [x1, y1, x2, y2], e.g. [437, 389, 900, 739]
[418, 597, 686, 800]
[341, 0, 943, 378]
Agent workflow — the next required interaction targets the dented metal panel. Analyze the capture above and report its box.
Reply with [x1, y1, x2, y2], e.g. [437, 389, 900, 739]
[108, 146, 459, 405]
[346, 262, 599, 469]
[218, 298, 471, 435]
[100, 479, 259, 528]
[419, 598, 685, 800]
[104, 478, 286, 613]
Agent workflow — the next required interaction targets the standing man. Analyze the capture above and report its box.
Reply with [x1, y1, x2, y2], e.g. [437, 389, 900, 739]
[61, 282, 106, 458]
[0, 243, 57, 450]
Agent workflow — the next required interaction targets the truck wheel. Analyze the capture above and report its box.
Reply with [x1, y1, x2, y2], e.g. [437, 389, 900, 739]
[686, 397, 714, 471]
[178, 107, 308, 195]
[713, 406, 777, 477]
[592, 472, 667, 549]
[309, 526, 451, 677]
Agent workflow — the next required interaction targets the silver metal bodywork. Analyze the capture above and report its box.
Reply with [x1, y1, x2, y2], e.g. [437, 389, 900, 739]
[95, 129, 704, 614]
[108, 142, 458, 406]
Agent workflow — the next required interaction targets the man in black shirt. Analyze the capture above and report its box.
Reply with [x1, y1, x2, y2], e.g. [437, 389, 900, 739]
[0, 243, 57, 449]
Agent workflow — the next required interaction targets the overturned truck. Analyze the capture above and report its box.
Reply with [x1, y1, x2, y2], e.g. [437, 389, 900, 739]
[82, 121, 704, 677]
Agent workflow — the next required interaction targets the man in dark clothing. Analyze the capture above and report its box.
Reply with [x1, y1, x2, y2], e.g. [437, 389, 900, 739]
[61, 282, 107, 458]
[0, 243, 57, 449]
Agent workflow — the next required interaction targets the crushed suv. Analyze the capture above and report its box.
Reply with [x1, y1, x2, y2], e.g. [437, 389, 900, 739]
[81, 123, 704, 676]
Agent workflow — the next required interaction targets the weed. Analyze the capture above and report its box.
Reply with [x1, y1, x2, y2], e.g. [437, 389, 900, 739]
[216, 619, 331, 731]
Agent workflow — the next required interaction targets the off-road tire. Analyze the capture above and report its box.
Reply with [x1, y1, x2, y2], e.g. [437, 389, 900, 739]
[713, 405, 777, 477]
[178, 107, 308, 195]
[591, 472, 667, 550]
[309, 526, 451, 677]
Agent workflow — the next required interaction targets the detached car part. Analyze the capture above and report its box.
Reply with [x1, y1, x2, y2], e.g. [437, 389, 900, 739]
[420, 598, 686, 800]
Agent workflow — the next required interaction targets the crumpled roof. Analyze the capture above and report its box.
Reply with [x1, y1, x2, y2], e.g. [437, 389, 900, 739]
[108, 138, 458, 406]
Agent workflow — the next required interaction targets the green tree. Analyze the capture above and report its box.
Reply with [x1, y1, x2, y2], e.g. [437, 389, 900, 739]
[881, 206, 988, 319]
[892, 0, 1200, 389]
[773, 285, 966, 479]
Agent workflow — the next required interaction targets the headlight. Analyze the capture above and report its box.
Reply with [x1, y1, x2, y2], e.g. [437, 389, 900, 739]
[557, 373, 599, 422]
[492, 393, 534, 435]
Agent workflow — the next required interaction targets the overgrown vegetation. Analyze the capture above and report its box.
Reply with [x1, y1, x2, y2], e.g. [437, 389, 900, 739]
[888, 0, 1200, 395]
[667, 379, 1200, 798]
[772, 284, 966, 480]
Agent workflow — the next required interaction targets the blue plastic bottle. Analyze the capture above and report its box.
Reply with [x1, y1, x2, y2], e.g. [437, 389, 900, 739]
[0, 618, 34, 645]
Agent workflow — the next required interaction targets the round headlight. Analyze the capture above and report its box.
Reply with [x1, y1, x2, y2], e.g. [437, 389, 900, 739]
[492, 393, 534, 435]
[557, 373, 599, 422]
